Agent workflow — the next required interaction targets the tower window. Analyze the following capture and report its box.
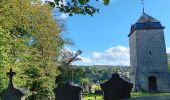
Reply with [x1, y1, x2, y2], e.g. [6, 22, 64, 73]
[149, 38, 151, 41]
[150, 51, 152, 55]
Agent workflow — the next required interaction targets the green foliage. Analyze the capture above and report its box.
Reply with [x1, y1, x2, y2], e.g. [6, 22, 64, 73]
[168, 53, 170, 60]
[0, 0, 64, 99]
[82, 66, 118, 83]
[56, 65, 126, 87]
[103, 0, 110, 5]
[168, 61, 170, 72]
[0, 27, 13, 91]
[55, 65, 73, 86]
[78, 0, 90, 5]
[56, 49, 83, 86]
[81, 78, 90, 85]
[168, 54, 170, 72]
[72, 65, 129, 84]
[56, 65, 86, 86]
[46, 0, 111, 16]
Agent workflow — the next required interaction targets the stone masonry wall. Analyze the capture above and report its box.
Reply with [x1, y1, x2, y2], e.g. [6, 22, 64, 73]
[130, 29, 170, 92]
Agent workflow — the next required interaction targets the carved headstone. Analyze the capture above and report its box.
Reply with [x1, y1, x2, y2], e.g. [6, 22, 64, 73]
[54, 82, 82, 100]
[100, 73, 133, 100]
[0, 68, 25, 100]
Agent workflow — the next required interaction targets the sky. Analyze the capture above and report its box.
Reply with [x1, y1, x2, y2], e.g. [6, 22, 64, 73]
[44, 0, 170, 66]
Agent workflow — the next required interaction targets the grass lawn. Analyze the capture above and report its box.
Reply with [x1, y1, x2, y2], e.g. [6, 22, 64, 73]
[83, 92, 170, 100]
[82, 94, 103, 100]
[131, 92, 170, 97]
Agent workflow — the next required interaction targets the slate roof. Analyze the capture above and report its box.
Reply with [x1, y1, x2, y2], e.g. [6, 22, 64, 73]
[128, 12, 164, 37]
[137, 12, 159, 23]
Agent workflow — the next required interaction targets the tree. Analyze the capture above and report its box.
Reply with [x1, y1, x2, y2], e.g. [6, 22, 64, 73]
[45, 0, 111, 16]
[168, 54, 170, 60]
[81, 77, 91, 92]
[55, 49, 82, 86]
[168, 61, 170, 72]
[168, 54, 170, 72]
[0, 0, 64, 99]
[0, 27, 11, 91]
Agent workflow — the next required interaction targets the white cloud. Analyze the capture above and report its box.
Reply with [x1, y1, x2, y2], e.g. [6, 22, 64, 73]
[91, 45, 130, 66]
[79, 56, 92, 63]
[92, 46, 129, 61]
[60, 13, 69, 19]
[75, 45, 130, 66]
[72, 46, 170, 66]
[167, 48, 170, 53]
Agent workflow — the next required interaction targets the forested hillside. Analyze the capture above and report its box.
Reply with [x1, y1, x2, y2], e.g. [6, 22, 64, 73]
[69, 65, 130, 85]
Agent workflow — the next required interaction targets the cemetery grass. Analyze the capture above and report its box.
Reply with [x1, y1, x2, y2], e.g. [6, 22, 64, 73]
[83, 92, 170, 100]
[83, 94, 103, 100]
[132, 92, 170, 97]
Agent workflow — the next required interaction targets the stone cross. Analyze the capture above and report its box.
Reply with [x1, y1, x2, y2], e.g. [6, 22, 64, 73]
[7, 68, 16, 86]
[0, 68, 25, 100]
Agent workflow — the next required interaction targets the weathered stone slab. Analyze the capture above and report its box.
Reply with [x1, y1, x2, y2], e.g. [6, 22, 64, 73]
[54, 82, 83, 100]
[100, 73, 133, 100]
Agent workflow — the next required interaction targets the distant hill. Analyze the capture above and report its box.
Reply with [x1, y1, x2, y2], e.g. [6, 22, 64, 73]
[74, 65, 130, 68]
[73, 65, 130, 79]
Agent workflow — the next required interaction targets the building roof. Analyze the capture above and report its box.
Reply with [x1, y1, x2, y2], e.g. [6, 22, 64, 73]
[137, 12, 159, 23]
[128, 12, 164, 37]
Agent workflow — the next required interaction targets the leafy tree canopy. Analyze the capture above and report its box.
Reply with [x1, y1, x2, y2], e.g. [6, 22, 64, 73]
[0, 0, 64, 99]
[45, 0, 111, 16]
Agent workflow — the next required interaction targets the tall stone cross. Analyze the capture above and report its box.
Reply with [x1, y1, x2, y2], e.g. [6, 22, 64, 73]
[7, 68, 16, 86]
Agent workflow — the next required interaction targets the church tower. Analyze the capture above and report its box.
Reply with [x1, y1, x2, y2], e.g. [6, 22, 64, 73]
[128, 12, 170, 92]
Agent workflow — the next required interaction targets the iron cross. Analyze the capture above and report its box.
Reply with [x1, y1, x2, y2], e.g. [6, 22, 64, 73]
[7, 68, 16, 85]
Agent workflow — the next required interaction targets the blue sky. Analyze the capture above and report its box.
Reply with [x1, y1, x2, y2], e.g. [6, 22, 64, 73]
[50, 0, 170, 66]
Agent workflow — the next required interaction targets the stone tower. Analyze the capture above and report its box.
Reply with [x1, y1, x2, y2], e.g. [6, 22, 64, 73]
[129, 12, 170, 92]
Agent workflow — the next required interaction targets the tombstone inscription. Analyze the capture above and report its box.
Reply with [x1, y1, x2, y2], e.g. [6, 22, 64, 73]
[0, 68, 25, 100]
[100, 73, 133, 100]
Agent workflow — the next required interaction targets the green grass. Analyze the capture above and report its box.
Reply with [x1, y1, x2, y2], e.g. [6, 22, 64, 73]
[83, 92, 170, 100]
[131, 92, 170, 97]
[83, 94, 103, 100]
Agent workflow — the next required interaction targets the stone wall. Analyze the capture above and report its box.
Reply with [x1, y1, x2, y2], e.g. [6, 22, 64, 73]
[129, 30, 137, 91]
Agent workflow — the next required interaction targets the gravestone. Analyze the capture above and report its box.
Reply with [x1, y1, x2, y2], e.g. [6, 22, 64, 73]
[100, 73, 133, 100]
[0, 68, 25, 100]
[54, 82, 83, 100]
